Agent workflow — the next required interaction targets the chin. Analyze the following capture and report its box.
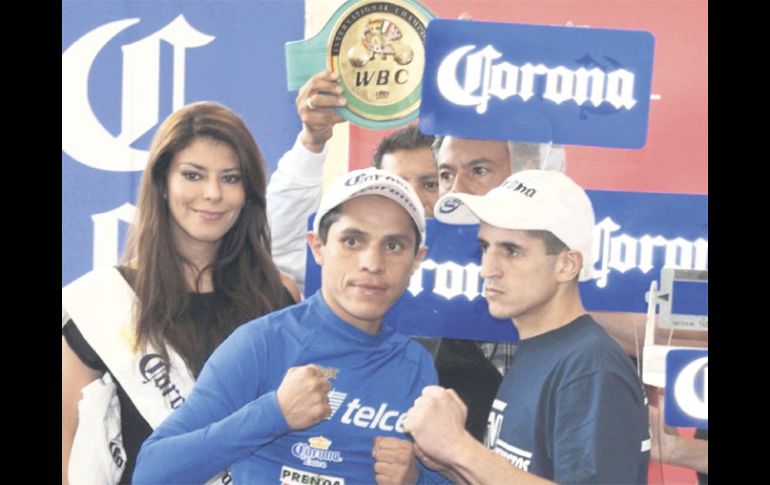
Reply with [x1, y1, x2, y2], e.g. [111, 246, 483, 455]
[346, 305, 387, 324]
[191, 231, 228, 244]
[488, 304, 515, 320]
[353, 309, 387, 323]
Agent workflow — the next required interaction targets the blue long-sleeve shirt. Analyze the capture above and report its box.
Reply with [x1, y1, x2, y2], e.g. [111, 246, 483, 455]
[134, 291, 445, 484]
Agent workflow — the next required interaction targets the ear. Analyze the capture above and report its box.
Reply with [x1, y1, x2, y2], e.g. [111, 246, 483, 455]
[307, 232, 325, 265]
[555, 249, 583, 282]
[410, 246, 429, 275]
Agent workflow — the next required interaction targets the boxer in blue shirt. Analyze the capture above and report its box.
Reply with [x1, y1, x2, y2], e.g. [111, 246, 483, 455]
[134, 168, 446, 485]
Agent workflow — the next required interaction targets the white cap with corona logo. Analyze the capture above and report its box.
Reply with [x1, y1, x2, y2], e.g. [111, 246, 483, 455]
[314, 167, 427, 247]
[435, 170, 595, 281]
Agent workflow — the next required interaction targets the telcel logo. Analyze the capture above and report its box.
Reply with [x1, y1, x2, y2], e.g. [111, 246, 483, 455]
[339, 398, 407, 433]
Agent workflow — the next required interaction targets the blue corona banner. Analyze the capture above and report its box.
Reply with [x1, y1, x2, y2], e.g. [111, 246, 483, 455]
[419, 19, 655, 148]
[583, 190, 707, 313]
[305, 216, 519, 342]
[665, 349, 708, 428]
[306, 190, 706, 341]
[62, 1, 303, 286]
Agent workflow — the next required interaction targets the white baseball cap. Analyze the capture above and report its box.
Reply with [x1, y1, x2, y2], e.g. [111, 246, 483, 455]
[313, 167, 427, 246]
[434, 170, 595, 281]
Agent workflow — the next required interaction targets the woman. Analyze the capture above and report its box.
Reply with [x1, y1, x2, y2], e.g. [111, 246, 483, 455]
[62, 102, 300, 484]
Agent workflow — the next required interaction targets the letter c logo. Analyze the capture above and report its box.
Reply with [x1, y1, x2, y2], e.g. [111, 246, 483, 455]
[673, 356, 707, 420]
[62, 15, 214, 172]
[436, 45, 480, 108]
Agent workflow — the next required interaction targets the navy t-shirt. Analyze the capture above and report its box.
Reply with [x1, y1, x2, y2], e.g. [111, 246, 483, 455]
[486, 315, 650, 484]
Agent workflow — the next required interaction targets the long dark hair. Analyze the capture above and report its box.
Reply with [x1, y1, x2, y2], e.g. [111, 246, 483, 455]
[124, 101, 288, 375]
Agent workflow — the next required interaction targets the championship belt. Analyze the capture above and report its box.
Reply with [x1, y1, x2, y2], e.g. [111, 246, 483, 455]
[285, 0, 435, 129]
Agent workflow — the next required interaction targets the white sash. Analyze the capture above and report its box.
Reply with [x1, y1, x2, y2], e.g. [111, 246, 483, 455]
[63, 267, 231, 484]
[63, 267, 196, 428]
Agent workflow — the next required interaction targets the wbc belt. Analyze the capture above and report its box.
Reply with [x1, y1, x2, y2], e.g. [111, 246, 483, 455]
[285, 0, 435, 129]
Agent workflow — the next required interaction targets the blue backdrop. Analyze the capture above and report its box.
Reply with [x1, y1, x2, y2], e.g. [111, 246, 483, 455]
[304, 189, 707, 341]
[62, 1, 303, 286]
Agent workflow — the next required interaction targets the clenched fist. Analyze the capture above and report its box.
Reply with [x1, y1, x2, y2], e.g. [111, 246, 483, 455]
[372, 436, 418, 485]
[276, 364, 332, 430]
[403, 386, 468, 468]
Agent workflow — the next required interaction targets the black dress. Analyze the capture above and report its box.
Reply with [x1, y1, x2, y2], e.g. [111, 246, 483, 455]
[434, 338, 503, 442]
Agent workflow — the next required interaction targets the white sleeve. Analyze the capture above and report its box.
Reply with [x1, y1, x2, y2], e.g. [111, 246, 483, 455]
[540, 143, 566, 172]
[267, 133, 329, 294]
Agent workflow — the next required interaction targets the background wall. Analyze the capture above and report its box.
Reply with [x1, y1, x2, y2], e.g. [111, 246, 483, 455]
[62, 2, 706, 482]
[62, 1, 304, 285]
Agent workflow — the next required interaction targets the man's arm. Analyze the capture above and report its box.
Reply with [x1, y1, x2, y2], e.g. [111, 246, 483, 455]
[267, 71, 345, 292]
[650, 392, 708, 474]
[592, 311, 707, 357]
[404, 386, 555, 485]
[653, 430, 708, 474]
[267, 133, 326, 291]
[132, 326, 331, 484]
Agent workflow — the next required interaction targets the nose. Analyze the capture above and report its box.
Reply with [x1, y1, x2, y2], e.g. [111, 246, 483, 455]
[423, 201, 434, 218]
[479, 252, 500, 280]
[450, 173, 470, 195]
[204, 178, 222, 202]
[360, 246, 385, 274]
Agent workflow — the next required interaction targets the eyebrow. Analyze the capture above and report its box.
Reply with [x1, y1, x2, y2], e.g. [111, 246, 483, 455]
[338, 227, 368, 238]
[384, 234, 414, 246]
[478, 237, 524, 252]
[437, 158, 496, 171]
[465, 158, 497, 168]
[498, 241, 523, 252]
[339, 227, 414, 244]
[178, 162, 240, 173]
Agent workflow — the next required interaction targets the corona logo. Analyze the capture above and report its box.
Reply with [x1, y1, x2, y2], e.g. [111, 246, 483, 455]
[138, 354, 186, 410]
[673, 357, 708, 420]
[405, 216, 708, 299]
[290, 436, 343, 469]
[437, 44, 637, 115]
[62, 15, 214, 172]
[592, 217, 708, 288]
